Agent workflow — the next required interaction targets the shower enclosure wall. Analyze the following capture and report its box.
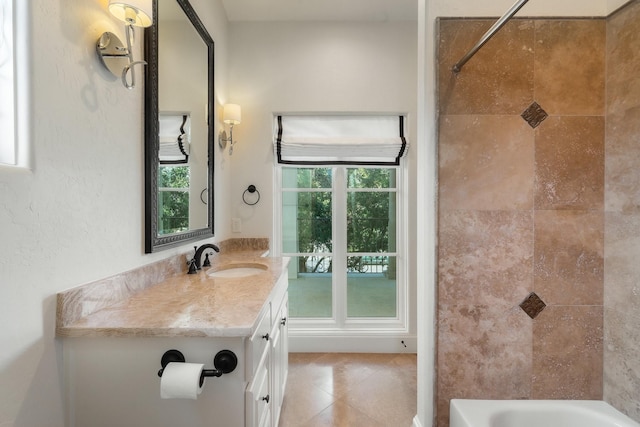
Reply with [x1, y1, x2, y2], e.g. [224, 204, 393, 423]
[435, 2, 640, 426]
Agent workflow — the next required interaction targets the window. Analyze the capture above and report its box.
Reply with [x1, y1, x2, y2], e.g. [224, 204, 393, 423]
[157, 114, 192, 235]
[158, 165, 190, 235]
[274, 114, 409, 333]
[0, 0, 15, 165]
[279, 166, 406, 330]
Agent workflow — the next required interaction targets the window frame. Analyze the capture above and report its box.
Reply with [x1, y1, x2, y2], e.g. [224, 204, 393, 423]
[0, 0, 15, 165]
[273, 163, 409, 334]
[157, 164, 191, 235]
[0, 0, 29, 170]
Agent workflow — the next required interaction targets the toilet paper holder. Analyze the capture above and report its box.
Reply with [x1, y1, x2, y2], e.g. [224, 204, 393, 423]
[157, 349, 238, 387]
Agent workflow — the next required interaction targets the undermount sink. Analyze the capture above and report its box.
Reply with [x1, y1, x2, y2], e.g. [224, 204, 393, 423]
[206, 263, 268, 278]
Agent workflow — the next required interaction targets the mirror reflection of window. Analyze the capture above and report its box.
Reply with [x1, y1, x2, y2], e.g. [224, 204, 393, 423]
[159, 114, 190, 164]
[158, 114, 191, 235]
[158, 164, 190, 235]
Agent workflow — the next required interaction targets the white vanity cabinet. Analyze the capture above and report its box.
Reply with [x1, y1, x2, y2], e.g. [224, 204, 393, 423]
[271, 292, 289, 426]
[245, 272, 289, 427]
[60, 263, 289, 427]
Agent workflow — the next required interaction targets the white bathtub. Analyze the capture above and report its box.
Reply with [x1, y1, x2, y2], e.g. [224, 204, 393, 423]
[450, 399, 640, 427]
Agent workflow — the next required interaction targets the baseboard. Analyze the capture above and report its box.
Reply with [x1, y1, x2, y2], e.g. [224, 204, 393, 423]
[412, 415, 424, 427]
[288, 332, 417, 353]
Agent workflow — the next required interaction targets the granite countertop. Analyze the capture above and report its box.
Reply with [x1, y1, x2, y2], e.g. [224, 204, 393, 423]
[56, 250, 289, 339]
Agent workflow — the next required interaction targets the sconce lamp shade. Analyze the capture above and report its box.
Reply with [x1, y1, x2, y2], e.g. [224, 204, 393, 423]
[109, 0, 153, 27]
[223, 104, 242, 125]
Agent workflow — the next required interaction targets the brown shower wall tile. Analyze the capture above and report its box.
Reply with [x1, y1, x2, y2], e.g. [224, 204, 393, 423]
[605, 111, 640, 213]
[437, 304, 532, 427]
[534, 210, 604, 306]
[534, 116, 604, 210]
[436, 17, 607, 422]
[603, 216, 639, 420]
[604, 2, 640, 421]
[438, 210, 533, 307]
[605, 1, 640, 213]
[603, 307, 640, 421]
[438, 19, 534, 115]
[439, 115, 534, 211]
[606, 1, 640, 117]
[532, 306, 603, 400]
[603, 213, 640, 310]
[534, 20, 606, 116]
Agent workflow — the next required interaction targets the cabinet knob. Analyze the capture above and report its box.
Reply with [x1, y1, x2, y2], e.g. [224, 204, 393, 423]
[262, 333, 270, 341]
[262, 395, 270, 404]
[280, 317, 287, 326]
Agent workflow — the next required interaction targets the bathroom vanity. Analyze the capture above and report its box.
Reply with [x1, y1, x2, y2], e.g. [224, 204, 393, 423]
[57, 249, 289, 427]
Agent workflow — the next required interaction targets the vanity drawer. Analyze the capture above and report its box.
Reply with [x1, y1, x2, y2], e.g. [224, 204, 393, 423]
[246, 353, 270, 427]
[247, 306, 270, 377]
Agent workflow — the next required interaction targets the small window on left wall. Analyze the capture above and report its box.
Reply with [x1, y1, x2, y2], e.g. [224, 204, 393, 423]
[1, 0, 27, 169]
[0, 0, 16, 166]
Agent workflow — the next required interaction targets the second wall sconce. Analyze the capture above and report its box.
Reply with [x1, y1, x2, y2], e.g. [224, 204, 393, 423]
[96, 0, 153, 89]
[218, 104, 241, 155]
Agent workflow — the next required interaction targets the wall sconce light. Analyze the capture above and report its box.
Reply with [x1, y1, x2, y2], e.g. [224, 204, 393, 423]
[96, 0, 153, 89]
[218, 104, 241, 155]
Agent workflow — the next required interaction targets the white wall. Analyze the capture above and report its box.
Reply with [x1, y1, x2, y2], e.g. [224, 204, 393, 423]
[226, 21, 418, 238]
[433, 0, 609, 17]
[0, 1, 229, 425]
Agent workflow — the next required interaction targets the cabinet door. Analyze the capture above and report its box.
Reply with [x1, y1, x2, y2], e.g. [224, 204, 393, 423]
[248, 306, 271, 378]
[246, 353, 270, 427]
[271, 294, 288, 427]
[278, 294, 289, 402]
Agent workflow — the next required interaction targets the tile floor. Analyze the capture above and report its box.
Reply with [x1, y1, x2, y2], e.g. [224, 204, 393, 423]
[278, 353, 417, 427]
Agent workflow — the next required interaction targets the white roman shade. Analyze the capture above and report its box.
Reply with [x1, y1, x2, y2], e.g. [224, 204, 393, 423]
[274, 115, 408, 166]
[159, 114, 190, 164]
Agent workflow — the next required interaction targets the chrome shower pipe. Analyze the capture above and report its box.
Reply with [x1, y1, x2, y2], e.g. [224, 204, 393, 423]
[452, 0, 530, 73]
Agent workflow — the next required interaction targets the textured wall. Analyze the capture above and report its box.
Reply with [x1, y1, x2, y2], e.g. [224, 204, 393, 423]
[437, 17, 606, 427]
[0, 1, 229, 426]
[604, 0, 640, 422]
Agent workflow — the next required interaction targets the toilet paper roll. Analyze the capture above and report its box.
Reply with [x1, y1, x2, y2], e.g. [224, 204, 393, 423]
[160, 362, 205, 399]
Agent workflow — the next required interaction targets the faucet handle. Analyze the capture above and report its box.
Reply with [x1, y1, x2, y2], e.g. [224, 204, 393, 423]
[187, 258, 198, 274]
[203, 253, 211, 267]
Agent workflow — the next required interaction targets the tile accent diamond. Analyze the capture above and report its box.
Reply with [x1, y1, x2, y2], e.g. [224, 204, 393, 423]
[520, 292, 547, 319]
[521, 102, 548, 128]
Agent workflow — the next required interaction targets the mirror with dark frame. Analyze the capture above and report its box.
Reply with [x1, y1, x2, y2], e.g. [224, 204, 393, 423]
[144, 0, 215, 253]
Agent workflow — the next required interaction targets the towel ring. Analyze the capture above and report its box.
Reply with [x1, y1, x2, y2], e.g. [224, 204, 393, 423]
[243, 185, 260, 206]
[200, 188, 208, 205]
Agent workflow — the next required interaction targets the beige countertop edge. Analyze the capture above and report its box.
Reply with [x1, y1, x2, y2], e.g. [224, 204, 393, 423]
[57, 255, 290, 339]
[55, 326, 254, 339]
